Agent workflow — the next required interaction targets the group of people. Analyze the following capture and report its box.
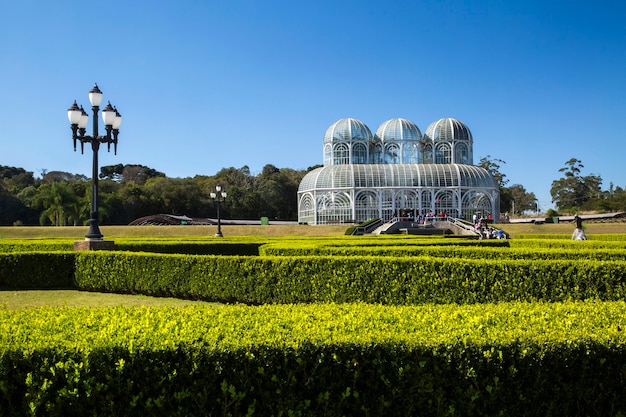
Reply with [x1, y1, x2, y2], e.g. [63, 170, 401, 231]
[472, 213, 505, 240]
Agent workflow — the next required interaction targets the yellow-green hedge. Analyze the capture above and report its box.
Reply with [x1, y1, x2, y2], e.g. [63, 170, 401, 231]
[260, 241, 626, 260]
[1, 302, 625, 416]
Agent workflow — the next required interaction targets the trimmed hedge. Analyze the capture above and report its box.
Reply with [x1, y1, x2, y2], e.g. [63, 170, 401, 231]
[73, 252, 626, 304]
[510, 238, 626, 249]
[0, 252, 75, 289]
[0, 240, 74, 252]
[260, 242, 626, 260]
[4, 243, 626, 304]
[515, 233, 626, 241]
[1, 302, 625, 416]
[115, 241, 262, 255]
[0, 239, 262, 256]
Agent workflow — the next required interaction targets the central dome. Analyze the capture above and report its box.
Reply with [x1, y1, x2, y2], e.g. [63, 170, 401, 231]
[374, 118, 422, 143]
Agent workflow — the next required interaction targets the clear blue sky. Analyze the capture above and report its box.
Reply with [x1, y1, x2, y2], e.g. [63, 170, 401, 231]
[2, 0, 625, 211]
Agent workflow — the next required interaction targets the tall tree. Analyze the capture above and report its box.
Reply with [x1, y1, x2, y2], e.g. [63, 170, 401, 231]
[550, 158, 602, 211]
[100, 164, 165, 184]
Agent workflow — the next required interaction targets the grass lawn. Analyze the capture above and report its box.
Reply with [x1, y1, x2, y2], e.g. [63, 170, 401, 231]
[0, 290, 215, 309]
[499, 221, 626, 237]
[0, 224, 348, 239]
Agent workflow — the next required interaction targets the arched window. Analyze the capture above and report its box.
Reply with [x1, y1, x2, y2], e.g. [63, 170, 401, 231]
[433, 190, 458, 218]
[317, 192, 352, 224]
[454, 143, 469, 164]
[435, 143, 451, 164]
[355, 190, 379, 222]
[299, 193, 315, 224]
[352, 143, 368, 164]
[333, 143, 349, 165]
[461, 191, 493, 221]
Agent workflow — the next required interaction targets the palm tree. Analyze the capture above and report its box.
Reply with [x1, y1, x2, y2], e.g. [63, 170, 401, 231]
[33, 182, 78, 226]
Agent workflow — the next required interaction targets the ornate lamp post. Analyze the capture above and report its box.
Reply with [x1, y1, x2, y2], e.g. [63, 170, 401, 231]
[67, 84, 121, 243]
[210, 184, 227, 237]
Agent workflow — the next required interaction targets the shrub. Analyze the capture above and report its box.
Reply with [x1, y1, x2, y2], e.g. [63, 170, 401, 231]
[0, 252, 75, 289]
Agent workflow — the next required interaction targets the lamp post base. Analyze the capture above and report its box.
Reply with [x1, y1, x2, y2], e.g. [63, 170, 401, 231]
[73, 240, 115, 251]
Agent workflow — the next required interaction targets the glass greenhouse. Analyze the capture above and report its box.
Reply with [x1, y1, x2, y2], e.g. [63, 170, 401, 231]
[298, 117, 500, 225]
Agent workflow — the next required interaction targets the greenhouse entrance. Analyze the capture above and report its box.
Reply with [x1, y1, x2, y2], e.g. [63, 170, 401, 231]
[351, 216, 481, 237]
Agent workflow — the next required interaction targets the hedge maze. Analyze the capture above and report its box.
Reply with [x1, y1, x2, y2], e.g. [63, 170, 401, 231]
[1, 235, 626, 416]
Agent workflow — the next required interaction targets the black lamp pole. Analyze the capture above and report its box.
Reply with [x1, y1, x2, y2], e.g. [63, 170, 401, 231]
[210, 184, 227, 237]
[67, 84, 121, 240]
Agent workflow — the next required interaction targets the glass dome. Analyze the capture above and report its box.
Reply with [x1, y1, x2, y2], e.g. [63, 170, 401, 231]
[374, 118, 422, 143]
[424, 118, 473, 143]
[323, 118, 373, 144]
[374, 118, 422, 164]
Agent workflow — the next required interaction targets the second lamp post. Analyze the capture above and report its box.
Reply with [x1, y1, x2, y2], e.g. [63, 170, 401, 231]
[210, 184, 227, 237]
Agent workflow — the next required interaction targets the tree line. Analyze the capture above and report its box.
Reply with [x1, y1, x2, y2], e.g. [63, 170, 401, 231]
[1, 158, 625, 226]
[0, 163, 313, 226]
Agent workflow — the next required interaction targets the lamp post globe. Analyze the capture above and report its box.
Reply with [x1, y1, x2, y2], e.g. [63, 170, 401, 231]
[67, 83, 121, 242]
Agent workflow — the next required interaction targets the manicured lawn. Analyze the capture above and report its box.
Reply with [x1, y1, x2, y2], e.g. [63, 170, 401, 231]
[0, 224, 348, 239]
[0, 290, 214, 309]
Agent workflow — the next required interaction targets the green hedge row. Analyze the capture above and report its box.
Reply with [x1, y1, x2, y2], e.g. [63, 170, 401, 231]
[510, 238, 626, 249]
[0, 252, 75, 289]
[515, 233, 626, 240]
[116, 241, 262, 255]
[0, 239, 262, 256]
[73, 252, 626, 304]
[1, 302, 625, 416]
[0, 240, 73, 252]
[4, 250, 626, 304]
[260, 242, 626, 260]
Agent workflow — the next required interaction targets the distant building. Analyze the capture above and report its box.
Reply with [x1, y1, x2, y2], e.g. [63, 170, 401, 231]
[297, 117, 499, 225]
